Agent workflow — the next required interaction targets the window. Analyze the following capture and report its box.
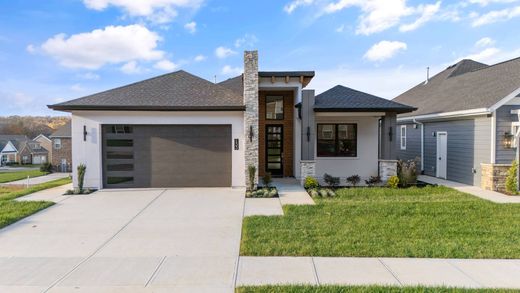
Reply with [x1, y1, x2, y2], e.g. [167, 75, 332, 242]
[266, 96, 284, 120]
[317, 124, 357, 157]
[400, 125, 407, 150]
[54, 138, 62, 150]
[109, 125, 133, 134]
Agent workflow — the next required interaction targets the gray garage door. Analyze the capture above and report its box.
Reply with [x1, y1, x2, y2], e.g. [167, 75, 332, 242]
[102, 124, 232, 188]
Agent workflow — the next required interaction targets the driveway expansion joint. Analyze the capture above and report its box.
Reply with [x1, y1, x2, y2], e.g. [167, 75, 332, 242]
[145, 255, 167, 287]
[311, 257, 321, 285]
[377, 258, 403, 286]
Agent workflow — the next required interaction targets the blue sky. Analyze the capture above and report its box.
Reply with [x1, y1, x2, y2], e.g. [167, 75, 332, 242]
[1, 0, 520, 116]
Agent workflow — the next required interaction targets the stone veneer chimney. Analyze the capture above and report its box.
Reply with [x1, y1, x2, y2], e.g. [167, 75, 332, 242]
[244, 51, 259, 187]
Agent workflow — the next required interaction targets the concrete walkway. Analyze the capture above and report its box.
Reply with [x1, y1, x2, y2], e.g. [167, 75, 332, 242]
[237, 256, 520, 289]
[15, 183, 73, 203]
[419, 175, 520, 203]
[2, 172, 71, 187]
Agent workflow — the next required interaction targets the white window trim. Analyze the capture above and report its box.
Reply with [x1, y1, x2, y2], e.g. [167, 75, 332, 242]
[54, 138, 62, 150]
[512, 122, 520, 148]
[400, 125, 407, 150]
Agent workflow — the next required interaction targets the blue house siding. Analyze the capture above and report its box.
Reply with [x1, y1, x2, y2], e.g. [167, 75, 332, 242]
[396, 123, 422, 169]
[495, 105, 520, 164]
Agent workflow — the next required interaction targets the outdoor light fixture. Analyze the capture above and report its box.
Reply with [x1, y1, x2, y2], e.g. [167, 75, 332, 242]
[503, 132, 514, 149]
[83, 125, 88, 142]
[249, 125, 254, 142]
[388, 126, 393, 142]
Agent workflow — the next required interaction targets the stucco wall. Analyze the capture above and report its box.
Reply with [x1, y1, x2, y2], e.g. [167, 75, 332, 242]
[314, 115, 379, 182]
[71, 111, 245, 189]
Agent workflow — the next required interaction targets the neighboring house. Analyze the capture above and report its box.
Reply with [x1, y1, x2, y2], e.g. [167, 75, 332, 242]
[49, 122, 72, 172]
[34, 134, 52, 162]
[393, 57, 520, 192]
[18, 139, 49, 164]
[0, 135, 28, 165]
[48, 51, 415, 189]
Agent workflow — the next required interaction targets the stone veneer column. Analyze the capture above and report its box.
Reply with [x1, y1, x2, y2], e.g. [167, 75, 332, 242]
[244, 51, 259, 188]
[379, 159, 398, 181]
[300, 160, 316, 185]
[481, 163, 511, 193]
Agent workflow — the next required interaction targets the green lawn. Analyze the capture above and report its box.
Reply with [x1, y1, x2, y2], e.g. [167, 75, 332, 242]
[236, 286, 519, 293]
[0, 170, 48, 183]
[241, 186, 520, 258]
[0, 177, 71, 229]
[0, 177, 71, 201]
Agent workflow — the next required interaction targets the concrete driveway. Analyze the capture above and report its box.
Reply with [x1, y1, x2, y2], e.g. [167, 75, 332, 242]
[0, 188, 245, 292]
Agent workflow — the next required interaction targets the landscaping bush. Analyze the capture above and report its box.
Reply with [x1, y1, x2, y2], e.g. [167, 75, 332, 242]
[248, 164, 256, 192]
[40, 162, 53, 173]
[397, 159, 418, 187]
[505, 160, 518, 195]
[387, 175, 399, 188]
[365, 175, 381, 187]
[323, 173, 340, 188]
[308, 188, 335, 198]
[346, 175, 361, 187]
[246, 187, 278, 198]
[304, 176, 319, 189]
[77, 164, 86, 193]
[262, 172, 272, 188]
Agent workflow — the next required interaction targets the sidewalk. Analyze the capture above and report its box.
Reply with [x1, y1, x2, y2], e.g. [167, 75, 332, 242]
[1, 172, 71, 187]
[15, 183, 72, 202]
[236, 256, 520, 289]
[418, 175, 520, 203]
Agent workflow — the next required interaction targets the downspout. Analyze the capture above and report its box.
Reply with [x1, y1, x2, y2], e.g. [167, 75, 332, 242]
[413, 118, 424, 173]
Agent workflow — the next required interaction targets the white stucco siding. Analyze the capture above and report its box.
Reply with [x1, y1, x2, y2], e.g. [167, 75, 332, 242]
[314, 115, 380, 182]
[71, 111, 245, 189]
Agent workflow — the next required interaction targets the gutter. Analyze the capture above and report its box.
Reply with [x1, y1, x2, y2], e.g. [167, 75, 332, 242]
[398, 108, 491, 123]
[413, 118, 424, 172]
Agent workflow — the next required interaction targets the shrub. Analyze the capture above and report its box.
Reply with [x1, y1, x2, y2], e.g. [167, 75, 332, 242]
[247, 164, 256, 191]
[304, 176, 319, 189]
[40, 162, 53, 173]
[387, 175, 399, 188]
[262, 172, 272, 187]
[397, 159, 418, 187]
[319, 189, 329, 197]
[365, 175, 381, 187]
[346, 175, 361, 187]
[323, 173, 340, 188]
[77, 164, 86, 192]
[309, 189, 319, 197]
[506, 160, 519, 195]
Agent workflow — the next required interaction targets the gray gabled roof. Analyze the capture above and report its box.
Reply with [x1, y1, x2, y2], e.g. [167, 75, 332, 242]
[218, 75, 243, 97]
[394, 57, 520, 118]
[48, 70, 245, 111]
[50, 121, 71, 138]
[0, 135, 29, 152]
[314, 85, 416, 113]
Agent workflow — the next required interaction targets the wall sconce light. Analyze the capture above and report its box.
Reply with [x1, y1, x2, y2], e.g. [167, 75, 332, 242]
[388, 126, 393, 142]
[503, 132, 514, 149]
[83, 125, 88, 142]
[306, 126, 310, 142]
[249, 125, 254, 142]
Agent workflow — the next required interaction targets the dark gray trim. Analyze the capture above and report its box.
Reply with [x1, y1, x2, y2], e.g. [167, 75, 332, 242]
[48, 105, 246, 111]
[259, 71, 315, 77]
[314, 108, 416, 113]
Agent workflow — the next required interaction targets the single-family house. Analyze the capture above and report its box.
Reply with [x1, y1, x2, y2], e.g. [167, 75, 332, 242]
[48, 51, 415, 189]
[0, 135, 28, 165]
[49, 121, 72, 172]
[393, 57, 520, 192]
[34, 134, 52, 162]
[18, 139, 49, 164]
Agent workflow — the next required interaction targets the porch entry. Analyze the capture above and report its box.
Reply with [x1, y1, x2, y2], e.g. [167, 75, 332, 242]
[265, 125, 283, 176]
[436, 131, 447, 179]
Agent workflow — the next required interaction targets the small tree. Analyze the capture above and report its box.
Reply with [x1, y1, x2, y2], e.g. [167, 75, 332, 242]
[247, 164, 256, 192]
[77, 164, 86, 192]
[304, 176, 319, 189]
[397, 159, 418, 187]
[323, 173, 340, 188]
[505, 160, 518, 195]
[346, 175, 361, 187]
[262, 172, 272, 188]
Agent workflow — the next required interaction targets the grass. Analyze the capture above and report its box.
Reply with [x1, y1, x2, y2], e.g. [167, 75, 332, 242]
[236, 286, 520, 293]
[0, 200, 54, 229]
[241, 186, 520, 259]
[0, 169, 47, 183]
[0, 177, 71, 201]
[0, 176, 71, 229]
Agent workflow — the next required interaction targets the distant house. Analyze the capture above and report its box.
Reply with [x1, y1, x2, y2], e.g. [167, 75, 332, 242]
[49, 122, 72, 172]
[393, 57, 520, 192]
[0, 134, 50, 165]
[19, 139, 49, 164]
[0, 135, 28, 165]
[34, 134, 52, 161]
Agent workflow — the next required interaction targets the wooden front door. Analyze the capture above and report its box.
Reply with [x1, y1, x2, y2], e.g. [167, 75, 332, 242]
[265, 125, 283, 176]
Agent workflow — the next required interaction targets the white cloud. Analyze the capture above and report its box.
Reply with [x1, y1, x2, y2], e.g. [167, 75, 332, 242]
[462, 47, 501, 63]
[475, 37, 495, 47]
[453, 46, 520, 64]
[40, 25, 164, 70]
[184, 21, 197, 33]
[399, 1, 441, 32]
[70, 84, 85, 92]
[83, 0, 203, 24]
[468, 0, 519, 6]
[363, 41, 407, 62]
[472, 5, 520, 26]
[120, 61, 142, 74]
[234, 34, 258, 48]
[215, 46, 237, 59]
[194, 54, 206, 62]
[221, 65, 242, 75]
[77, 72, 100, 80]
[12, 92, 34, 108]
[284, 0, 314, 14]
[154, 59, 179, 71]
[26, 44, 36, 54]
[335, 24, 345, 32]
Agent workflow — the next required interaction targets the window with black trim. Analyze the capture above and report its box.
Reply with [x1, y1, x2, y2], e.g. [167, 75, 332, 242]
[317, 124, 357, 157]
[266, 96, 284, 120]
